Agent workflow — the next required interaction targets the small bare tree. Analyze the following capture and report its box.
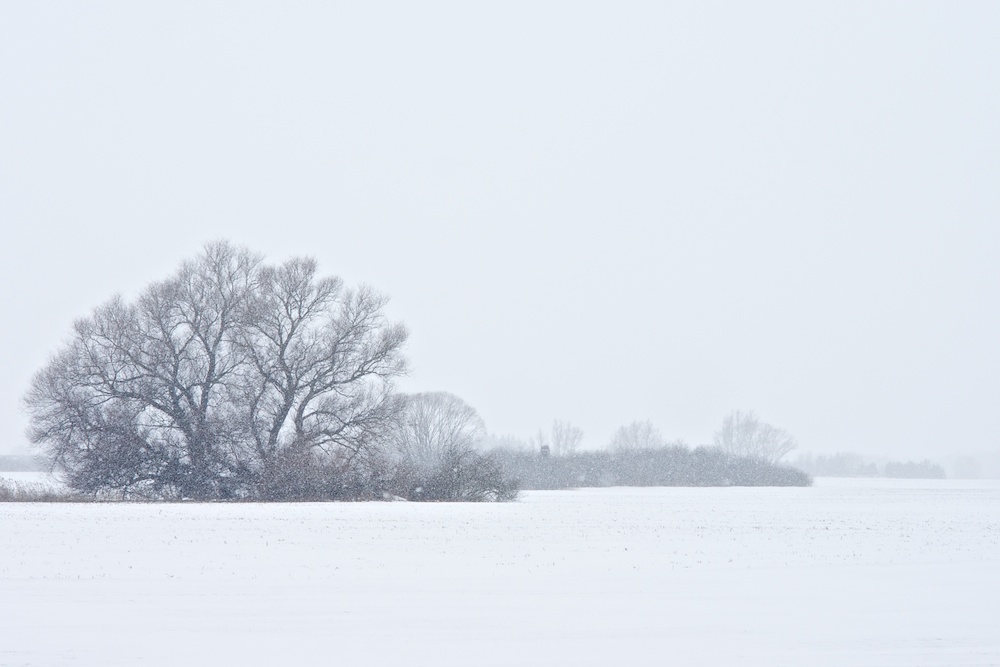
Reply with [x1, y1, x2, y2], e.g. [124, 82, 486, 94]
[389, 392, 484, 466]
[609, 420, 665, 452]
[387, 392, 516, 501]
[713, 410, 797, 464]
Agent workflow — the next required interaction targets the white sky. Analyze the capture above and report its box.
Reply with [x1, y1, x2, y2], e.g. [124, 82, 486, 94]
[1, 2, 997, 458]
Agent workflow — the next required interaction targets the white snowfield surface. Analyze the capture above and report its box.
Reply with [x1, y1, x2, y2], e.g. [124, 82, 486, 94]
[1, 477, 998, 666]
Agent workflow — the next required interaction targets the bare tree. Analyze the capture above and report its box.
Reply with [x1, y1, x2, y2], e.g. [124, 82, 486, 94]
[387, 392, 516, 501]
[240, 258, 406, 485]
[24, 242, 407, 499]
[389, 392, 484, 465]
[609, 420, 665, 452]
[713, 410, 797, 464]
[549, 420, 583, 456]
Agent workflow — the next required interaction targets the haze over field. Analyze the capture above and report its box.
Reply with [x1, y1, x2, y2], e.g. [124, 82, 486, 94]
[1, 3, 998, 461]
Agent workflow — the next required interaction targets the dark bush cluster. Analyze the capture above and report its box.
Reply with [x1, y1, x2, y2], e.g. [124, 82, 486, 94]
[494, 445, 812, 490]
[237, 446, 518, 503]
[387, 450, 519, 502]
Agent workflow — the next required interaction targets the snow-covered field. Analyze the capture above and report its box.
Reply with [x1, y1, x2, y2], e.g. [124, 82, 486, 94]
[2, 477, 998, 666]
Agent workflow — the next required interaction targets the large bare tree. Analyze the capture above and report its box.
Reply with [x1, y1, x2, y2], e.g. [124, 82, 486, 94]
[24, 242, 407, 499]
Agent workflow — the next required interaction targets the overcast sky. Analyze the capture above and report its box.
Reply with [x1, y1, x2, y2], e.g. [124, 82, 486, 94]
[1, 2, 997, 459]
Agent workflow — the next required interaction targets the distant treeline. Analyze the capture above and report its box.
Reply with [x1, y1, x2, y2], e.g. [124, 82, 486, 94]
[493, 445, 812, 489]
[795, 453, 946, 479]
[883, 460, 946, 479]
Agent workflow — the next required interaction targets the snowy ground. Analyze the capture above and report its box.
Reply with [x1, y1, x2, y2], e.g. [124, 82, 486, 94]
[2, 477, 998, 666]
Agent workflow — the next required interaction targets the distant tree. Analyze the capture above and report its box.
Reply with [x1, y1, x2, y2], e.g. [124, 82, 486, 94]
[549, 420, 583, 456]
[479, 433, 532, 452]
[609, 420, 665, 452]
[713, 410, 797, 465]
[386, 392, 517, 501]
[24, 242, 408, 500]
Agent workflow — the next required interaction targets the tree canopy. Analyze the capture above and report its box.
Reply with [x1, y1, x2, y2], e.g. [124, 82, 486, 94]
[25, 242, 407, 499]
